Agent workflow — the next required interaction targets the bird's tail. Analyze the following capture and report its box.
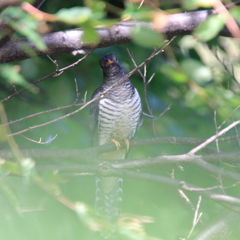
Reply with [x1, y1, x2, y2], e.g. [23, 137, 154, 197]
[95, 149, 125, 237]
[95, 176, 123, 222]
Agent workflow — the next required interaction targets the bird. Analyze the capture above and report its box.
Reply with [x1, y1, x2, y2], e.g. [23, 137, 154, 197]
[89, 53, 142, 234]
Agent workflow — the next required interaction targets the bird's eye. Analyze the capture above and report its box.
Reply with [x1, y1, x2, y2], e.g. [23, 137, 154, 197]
[115, 58, 118, 62]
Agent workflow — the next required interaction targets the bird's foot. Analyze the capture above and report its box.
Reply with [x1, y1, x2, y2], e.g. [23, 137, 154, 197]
[111, 139, 121, 151]
[124, 139, 130, 152]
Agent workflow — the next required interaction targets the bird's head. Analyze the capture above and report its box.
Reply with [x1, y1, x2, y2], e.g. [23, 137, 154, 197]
[100, 53, 125, 78]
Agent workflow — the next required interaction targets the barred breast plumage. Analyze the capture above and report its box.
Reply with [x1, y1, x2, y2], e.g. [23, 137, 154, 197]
[98, 81, 142, 145]
[89, 53, 142, 236]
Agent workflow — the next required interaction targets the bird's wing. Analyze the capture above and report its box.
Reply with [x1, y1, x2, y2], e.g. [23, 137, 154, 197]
[137, 110, 143, 130]
[89, 87, 101, 146]
[136, 88, 143, 131]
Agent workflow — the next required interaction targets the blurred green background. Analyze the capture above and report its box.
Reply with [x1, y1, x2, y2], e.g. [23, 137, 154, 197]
[1, 0, 240, 239]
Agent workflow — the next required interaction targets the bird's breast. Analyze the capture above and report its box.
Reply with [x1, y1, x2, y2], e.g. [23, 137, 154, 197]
[97, 88, 141, 145]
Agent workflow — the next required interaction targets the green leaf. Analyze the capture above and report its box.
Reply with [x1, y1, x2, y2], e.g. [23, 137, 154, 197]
[2, 7, 46, 51]
[0, 65, 27, 86]
[160, 65, 188, 83]
[82, 26, 100, 43]
[122, 2, 153, 21]
[182, 0, 215, 10]
[194, 15, 225, 41]
[131, 27, 163, 48]
[0, 65, 38, 93]
[181, 59, 212, 84]
[1, 161, 20, 175]
[56, 7, 92, 24]
[229, 6, 240, 22]
[89, 1, 106, 19]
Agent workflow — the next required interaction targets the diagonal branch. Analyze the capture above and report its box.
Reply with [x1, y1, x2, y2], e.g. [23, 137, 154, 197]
[189, 121, 240, 155]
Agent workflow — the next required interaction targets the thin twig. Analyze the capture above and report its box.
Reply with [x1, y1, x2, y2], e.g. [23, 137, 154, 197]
[1, 102, 84, 126]
[188, 120, 240, 155]
[187, 196, 202, 239]
[217, 104, 240, 130]
[127, 49, 158, 136]
[73, 78, 80, 104]
[214, 111, 220, 152]
[0, 50, 93, 103]
[211, 48, 240, 86]
[21, 134, 58, 144]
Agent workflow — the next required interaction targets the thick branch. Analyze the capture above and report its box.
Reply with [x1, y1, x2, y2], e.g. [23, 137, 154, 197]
[33, 152, 240, 182]
[0, 9, 233, 63]
[0, 137, 239, 163]
[0, 136, 227, 160]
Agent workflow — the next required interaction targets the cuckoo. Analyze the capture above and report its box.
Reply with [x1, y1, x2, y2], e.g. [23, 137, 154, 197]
[90, 53, 142, 229]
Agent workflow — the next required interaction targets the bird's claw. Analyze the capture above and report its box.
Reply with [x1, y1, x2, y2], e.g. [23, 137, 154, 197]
[124, 139, 130, 152]
[110, 139, 130, 152]
[111, 139, 121, 151]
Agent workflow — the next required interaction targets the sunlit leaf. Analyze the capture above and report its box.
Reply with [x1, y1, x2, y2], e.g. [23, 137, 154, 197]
[0, 65, 38, 94]
[0, 65, 28, 86]
[181, 59, 212, 84]
[182, 0, 215, 10]
[1, 161, 20, 175]
[160, 65, 188, 83]
[194, 15, 225, 41]
[82, 26, 100, 44]
[229, 6, 240, 21]
[131, 27, 163, 48]
[56, 7, 92, 24]
[2, 7, 46, 51]
[122, 2, 153, 21]
[90, 1, 106, 19]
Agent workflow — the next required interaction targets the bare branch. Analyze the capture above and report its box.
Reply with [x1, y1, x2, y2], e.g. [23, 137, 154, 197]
[214, 110, 220, 152]
[1, 137, 240, 162]
[189, 121, 240, 155]
[187, 196, 202, 239]
[211, 48, 240, 86]
[21, 134, 58, 144]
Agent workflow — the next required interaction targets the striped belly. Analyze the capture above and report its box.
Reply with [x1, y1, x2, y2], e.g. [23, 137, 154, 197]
[98, 90, 141, 146]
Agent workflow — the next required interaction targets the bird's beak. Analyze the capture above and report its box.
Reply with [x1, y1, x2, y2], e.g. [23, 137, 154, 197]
[105, 60, 115, 67]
